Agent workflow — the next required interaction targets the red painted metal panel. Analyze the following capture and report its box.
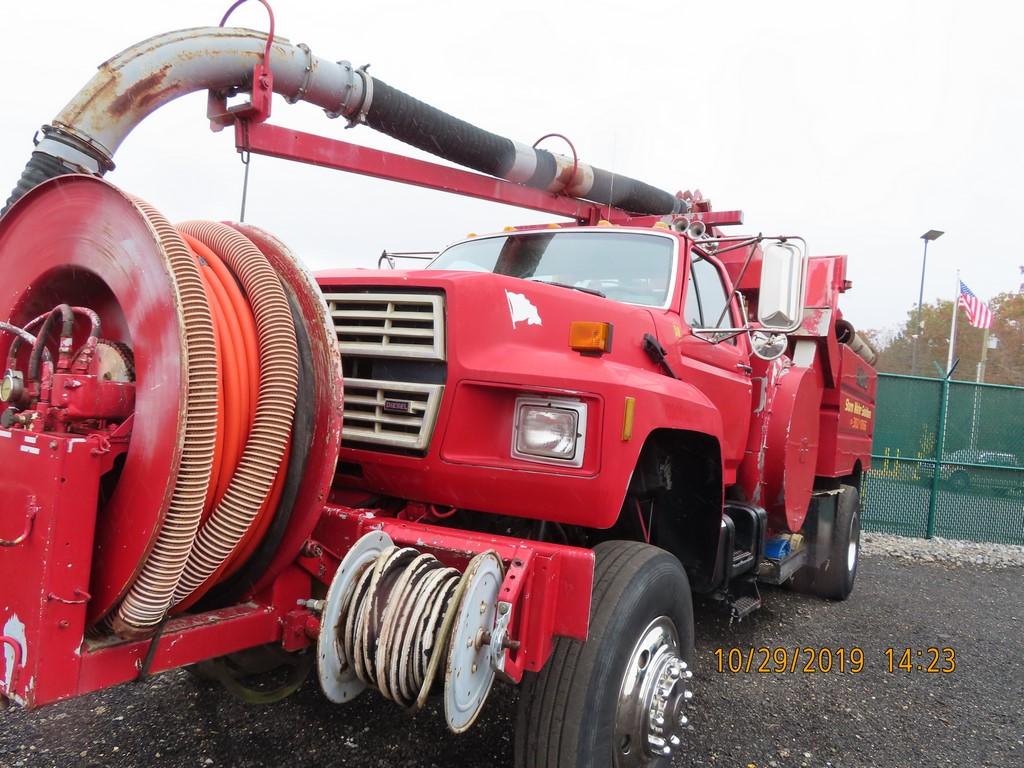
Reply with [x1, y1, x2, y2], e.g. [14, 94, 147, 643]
[0, 431, 103, 707]
[0, 177, 190, 628]
[77, 605, 281, 696]
[818, 344, 877, 477]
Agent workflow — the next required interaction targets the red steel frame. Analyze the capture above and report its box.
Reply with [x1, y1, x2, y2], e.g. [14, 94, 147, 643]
[0, 427, 593, 707]
[234, 121, 746, 230]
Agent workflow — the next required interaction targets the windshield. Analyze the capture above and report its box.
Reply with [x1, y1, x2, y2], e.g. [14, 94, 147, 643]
[428, 231, 676, 307]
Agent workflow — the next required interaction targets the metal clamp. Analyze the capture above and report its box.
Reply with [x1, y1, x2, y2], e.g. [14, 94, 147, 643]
[488, 601, 513, 673]
[345, 66, 374, 129]
[324, 61, 356, 119]
[286, 43, 314, 105]
[0, 498, 38, 547]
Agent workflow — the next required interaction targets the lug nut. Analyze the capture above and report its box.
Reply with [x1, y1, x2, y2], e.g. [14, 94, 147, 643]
[670, 735, 681, 746]
[684, 670, 693, 679]
[684, 689, 694, 700]
[680, 715, 688, 725]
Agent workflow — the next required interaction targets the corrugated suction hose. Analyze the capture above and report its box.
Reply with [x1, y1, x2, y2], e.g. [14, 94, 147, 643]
[171, 221, 298, 608]
[112, 202, 219, 638]
[109, 212, 299, 637]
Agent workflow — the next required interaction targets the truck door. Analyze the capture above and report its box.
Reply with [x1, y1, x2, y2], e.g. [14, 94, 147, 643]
[676, 252, 753, 479]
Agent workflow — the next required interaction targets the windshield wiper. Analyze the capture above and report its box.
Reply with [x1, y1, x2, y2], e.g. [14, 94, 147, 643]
[528, 279, 606, 298]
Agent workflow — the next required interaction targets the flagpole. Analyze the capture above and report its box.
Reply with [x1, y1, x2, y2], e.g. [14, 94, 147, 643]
[946, 270, 959, 375]
[976, 325, 990, 383]
[968, 324, 990, 451]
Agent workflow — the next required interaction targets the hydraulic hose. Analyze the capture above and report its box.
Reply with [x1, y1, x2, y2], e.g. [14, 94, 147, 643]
[27, 306, 69, 382]
[0, 322, 45, 354]
[4, 27, 686, 216]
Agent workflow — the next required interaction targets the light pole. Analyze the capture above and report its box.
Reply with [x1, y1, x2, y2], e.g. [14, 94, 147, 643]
[910, 229, 944, 376]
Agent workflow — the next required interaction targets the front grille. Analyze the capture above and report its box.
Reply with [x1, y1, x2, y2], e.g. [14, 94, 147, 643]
[341, 378, 445, 452]
[323, 291, 445, 361]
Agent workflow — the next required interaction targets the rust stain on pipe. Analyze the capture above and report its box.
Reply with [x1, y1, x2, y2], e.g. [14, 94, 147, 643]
[107, 66, 171, 118]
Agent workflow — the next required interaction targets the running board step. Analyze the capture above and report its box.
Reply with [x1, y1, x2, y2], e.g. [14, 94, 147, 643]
[730, 594, 761, 621]
[732, 548, 754, 573]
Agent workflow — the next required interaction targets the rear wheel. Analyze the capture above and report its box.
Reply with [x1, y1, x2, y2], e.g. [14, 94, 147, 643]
[514, 540, 694, 768]
[815, 485, 860, 600]
[790, 484, 860, 601]
[187, 645, 312, 704]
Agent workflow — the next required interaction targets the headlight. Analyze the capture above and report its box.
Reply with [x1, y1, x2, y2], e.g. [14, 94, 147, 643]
[512, 396, 587, 467]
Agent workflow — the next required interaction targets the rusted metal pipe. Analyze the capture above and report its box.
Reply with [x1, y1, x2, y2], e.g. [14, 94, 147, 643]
[6, 25, 686, 216]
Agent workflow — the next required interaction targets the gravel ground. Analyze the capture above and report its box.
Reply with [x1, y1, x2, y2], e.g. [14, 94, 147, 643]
[2, 552, 1021, 768]
[862, 531, 1024, 568]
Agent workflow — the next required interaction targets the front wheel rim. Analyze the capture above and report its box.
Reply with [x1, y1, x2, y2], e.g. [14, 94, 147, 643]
[614, 616, 692, 767]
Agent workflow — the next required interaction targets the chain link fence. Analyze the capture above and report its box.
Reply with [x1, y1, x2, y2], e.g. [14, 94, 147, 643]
[862, 373, 1024, 545]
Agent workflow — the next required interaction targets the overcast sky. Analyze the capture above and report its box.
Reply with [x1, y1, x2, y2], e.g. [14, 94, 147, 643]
[3, 1, 1021, 332]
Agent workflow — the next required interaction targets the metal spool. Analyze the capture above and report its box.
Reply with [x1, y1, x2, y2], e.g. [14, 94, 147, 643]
[318, 530, 394, 703]
[317, 532, 505, 730]
[444, 550, 503, 733]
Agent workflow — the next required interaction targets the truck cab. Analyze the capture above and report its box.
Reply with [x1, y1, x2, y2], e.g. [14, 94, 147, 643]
[317, 216, 876, 612]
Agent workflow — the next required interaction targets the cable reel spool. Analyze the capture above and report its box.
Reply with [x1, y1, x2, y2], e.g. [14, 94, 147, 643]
[0, 175, 343, 637]
[318, 531, 506, 732]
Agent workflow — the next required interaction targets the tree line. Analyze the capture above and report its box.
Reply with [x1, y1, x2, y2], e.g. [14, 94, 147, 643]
[864, 292, 1023, 386]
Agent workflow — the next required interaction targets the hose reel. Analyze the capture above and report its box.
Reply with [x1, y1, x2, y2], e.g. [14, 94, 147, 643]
[318, 531, 506, 733]
[0, 175, 343, 638]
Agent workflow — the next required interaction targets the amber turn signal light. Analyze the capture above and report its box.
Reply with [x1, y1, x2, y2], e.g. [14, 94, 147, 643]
[569, 321, 613, 355]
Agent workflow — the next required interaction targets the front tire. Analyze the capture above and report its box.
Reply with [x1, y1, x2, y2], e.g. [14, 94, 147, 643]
[515, 541, 694, 768]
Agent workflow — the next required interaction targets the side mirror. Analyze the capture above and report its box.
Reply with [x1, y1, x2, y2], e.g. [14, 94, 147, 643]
[757, 239, 807, 332]
[749, 330, 788, 361]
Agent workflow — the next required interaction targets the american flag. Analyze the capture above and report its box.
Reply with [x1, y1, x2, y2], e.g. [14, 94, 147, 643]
[959, 280, 992, 329]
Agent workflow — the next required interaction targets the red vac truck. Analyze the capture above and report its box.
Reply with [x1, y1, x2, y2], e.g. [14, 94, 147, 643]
[0, 5, 877, 766]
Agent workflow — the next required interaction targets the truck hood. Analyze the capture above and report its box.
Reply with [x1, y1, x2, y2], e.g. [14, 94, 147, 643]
[314, 268, 665, 381]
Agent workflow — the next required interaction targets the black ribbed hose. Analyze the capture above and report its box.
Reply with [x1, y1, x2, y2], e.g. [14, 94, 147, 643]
[366, 78, 685, 216]
[2, 152, 76, 216]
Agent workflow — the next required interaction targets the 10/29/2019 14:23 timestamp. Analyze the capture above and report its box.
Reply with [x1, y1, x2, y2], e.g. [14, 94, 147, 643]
[711, 647, 957, 674]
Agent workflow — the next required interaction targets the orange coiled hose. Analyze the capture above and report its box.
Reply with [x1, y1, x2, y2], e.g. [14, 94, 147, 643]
[169, 229, 293, 613]
[174, 228, 296, 612]
[181, 232, 260, 517]
[171, 221, 298, 609]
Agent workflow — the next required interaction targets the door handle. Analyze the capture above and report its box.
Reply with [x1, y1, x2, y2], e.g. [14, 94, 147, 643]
[736, 363, 753, 375]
